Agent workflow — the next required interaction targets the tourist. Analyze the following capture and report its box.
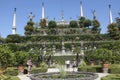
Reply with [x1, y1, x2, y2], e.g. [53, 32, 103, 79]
[65, 60, 70, 69]
[72, 59, 77, 72]
[27, 59, 32, 75]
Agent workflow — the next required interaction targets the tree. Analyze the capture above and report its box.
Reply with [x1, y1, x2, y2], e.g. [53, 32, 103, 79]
[0, 37, 4, 44]
[48, 20, 57, 28]
[91, 20, 100, 34]
[79, 17, 86, 28]
[39, 19, 47, 28]
[69, 20, 78, 28]
[14, 51, 29, 65]
[116, 17, 120, 32]
[24, 20, 34, 35]
[107, 23, 119, 40]
[92, 48, 112, 63]
[5, 34, 21, 43]
[84, 19, 91, 28]
[0, 45, 14, 68]
[85, 48, 114, 64]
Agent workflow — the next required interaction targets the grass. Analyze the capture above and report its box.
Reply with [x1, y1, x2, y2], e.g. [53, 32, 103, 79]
[10, 76, 20, 80]
[0, 74, 20, 80]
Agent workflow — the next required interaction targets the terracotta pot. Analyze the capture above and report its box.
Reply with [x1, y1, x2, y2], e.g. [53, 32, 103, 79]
[102, 63, 109, 73]
[102, 63, 109, 68]
[90, 60, 94, 66]
[18, 65, 24, 73]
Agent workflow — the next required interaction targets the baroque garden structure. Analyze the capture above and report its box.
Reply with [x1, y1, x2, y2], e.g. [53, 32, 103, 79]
[1, 2, 120, 79]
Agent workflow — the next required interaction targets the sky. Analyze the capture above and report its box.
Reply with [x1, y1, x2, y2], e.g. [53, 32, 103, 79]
[0, 0, 120, 38]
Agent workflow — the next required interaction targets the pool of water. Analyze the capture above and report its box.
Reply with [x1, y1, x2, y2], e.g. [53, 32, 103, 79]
[30, 72, 98, 80]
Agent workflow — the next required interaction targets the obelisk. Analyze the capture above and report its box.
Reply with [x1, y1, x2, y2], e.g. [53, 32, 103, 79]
[80, 1, 83, 17]
[109, 5, 113, 24]
[12, 8, 16, 34]
[42, 2, 45, 19]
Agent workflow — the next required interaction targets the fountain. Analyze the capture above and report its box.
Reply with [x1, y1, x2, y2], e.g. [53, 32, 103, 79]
[30, 72, 98, 80]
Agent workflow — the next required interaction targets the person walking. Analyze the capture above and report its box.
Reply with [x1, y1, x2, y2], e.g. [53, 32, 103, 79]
[27, 59, 32, 75]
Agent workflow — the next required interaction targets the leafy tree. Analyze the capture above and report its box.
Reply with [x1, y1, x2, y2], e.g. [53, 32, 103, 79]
[14, 51, 29, 65]
[92, 48, 112, 63]
[107, 23, 119, 40]
[39, 19, 47, 28]
[0, 37, 4, 43]
[48, 20, 57, 28]
[91, 20, 100, 34]
[5, 34, 21, 43]
[84, 19, 91, 28]
[0, 45, 14, 68]
[69, 20, 78, 28]
[79, 17, 86, 28]
[24, 20, 34, 35]
[116, 17, 120, 32]
[85, 48, 113, 63]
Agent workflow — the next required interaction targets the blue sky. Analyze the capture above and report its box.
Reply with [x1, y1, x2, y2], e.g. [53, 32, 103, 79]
[0, 0, 119, 38]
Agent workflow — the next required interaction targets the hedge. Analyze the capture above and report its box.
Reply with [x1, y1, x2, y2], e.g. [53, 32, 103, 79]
[78, 65, 102, 73]
[52, 55, 76, 64]
[108, 64, 120, 74]
[4, 68, 18, 76]
[31, 67, 47, 74]
[101, 74, 120, 80]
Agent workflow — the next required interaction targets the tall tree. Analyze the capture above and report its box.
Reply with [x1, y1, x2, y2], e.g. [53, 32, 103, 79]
[116, 17, 120, 32]
[39, 19, 47, 28]
[91, 20, 100, 34]
[79, 17, 86, 28]
[24, 20, 34, 35]
[107, 23, 119, 40]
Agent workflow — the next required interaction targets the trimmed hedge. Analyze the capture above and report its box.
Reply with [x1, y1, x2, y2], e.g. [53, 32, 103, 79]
[78, 65, 102, 73]
[31, 67, 47, 74]
[101, 74, 120, 80]
[78, 64, 120, 74]
[52, 55, 76, 64]
[108, 64, 120, 74]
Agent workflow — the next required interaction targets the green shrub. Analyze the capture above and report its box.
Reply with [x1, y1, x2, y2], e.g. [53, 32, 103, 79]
[101, 74, 120, 80]
[78, 65, 102, 73]
[31, 67, 47, 74]
[87, 67, 97, 72]
[78, 67, 87, 72]
[53, 55, 75, 64]
[108, 64, 120, 74]
[4, 69, 18, 76]
[109, 68, 120, 74]
[0, 75, 19, 80]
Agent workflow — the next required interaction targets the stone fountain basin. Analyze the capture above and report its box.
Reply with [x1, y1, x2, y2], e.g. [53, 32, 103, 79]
[30, 72, 98, 80]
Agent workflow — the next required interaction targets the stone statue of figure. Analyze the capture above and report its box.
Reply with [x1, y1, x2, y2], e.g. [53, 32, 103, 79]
[93, 10, 96, 20]
[29, 12, 35, 20]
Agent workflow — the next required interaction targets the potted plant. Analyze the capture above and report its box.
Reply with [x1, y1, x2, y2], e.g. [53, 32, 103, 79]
[92, 48, 112, 73]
